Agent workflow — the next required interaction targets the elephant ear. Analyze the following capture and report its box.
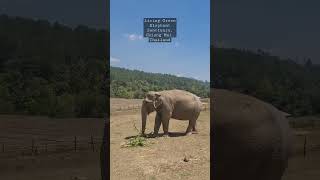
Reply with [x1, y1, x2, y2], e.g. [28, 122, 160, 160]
[144, 96, 153, 103]
[144, 91, 155, 103]
[155, 92, 161, 99]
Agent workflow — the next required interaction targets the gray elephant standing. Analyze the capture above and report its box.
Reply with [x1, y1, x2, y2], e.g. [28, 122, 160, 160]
[141, 89, 202, 137]
[212, 89, 293, 180]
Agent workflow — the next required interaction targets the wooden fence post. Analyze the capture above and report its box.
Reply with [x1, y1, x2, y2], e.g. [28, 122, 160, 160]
[31, 138, 35, 155]
[45, 143, 48, 153]
[91, 136, 95, 152]
[304, 135, 307, 158]
[35, 145, 38, 155]
[74, 136, 77, 152]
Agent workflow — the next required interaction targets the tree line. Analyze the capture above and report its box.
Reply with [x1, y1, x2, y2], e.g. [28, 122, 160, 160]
[0, 14, 108, 118]
[110, 66, 210, 99]
[2, 14, 319, 118]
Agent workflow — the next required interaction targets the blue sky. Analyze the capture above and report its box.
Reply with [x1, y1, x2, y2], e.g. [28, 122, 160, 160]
[110, 0, 210, 81]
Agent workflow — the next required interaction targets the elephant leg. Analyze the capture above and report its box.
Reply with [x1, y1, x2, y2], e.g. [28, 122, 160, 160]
[162, 113, 171, 137]
[192, 121, 197, 133]
[257, 158, 285, 180]
[186, 120, 196, 135]
[153, 113, 162, 136]
[192, 110, 200, 133]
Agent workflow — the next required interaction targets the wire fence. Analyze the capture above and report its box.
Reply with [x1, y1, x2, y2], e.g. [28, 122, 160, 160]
[293, 134, 320, 158]
[111, 103, 210, 112]
[1, 133, 319, 159]
[0, 135, 102, 158]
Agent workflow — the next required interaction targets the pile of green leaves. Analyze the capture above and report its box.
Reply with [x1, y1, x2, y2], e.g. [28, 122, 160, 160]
[127, 135, 147, 147]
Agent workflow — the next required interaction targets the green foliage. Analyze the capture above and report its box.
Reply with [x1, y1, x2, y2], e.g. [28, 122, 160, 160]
[110, 67, 210, 98]
[122, 123, 148, 147]
[0, 15, 107, 118]
[126, 136, 147, 147]
[212, 47, 320, 117]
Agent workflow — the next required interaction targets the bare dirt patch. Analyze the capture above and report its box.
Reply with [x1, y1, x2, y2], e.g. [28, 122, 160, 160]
[0, 115, 104, 180]
[283, 128, 320, 180]
[110, 99, 210, 180]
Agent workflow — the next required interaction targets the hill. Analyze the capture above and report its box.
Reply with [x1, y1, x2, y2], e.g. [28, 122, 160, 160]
[0, 14, 108, 118]
[110, 66, 210, 98]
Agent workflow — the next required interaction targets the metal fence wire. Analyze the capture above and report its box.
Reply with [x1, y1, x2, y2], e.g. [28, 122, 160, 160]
[0, 136, 102, 158]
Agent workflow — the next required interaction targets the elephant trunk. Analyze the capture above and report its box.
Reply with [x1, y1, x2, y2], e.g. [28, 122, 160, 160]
[141, 102, 148, 135]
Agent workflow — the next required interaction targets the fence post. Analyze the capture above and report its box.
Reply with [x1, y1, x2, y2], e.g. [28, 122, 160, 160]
[31, 138, 35, 155]
[45, 143, 48, 153]
[304, 135, 307, 158]
[74, 136, 77, 152]
[35, 145, 38, 155]
[91, 136, 95, 152]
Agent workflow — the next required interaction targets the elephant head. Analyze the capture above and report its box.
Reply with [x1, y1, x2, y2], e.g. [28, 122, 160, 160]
[141, 91, 162, 135]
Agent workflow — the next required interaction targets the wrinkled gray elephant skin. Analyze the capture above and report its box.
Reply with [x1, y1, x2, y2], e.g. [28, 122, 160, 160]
[212, 89, 293, 180]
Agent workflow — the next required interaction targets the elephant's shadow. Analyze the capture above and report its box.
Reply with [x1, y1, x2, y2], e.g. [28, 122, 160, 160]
[124, 132, 186, 139]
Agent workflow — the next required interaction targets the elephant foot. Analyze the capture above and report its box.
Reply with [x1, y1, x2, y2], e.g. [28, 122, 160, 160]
[150, 133, 159, 138]
[192, 130, 198, 134]
[163, 133, 169, 138]
[186, 132, 193, 136]
[186, 131, 198, 136]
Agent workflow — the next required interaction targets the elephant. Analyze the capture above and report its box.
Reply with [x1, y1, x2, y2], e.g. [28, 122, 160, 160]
[212, 89, 293, 180]
[141, 89, 202, 137]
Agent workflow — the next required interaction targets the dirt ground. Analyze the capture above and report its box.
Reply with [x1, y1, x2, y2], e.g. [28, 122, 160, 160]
[0, 115, 104, 180]
[110, 100, 210, 180]
[1, 98, 320, 180]
[283, 128, 320, 180]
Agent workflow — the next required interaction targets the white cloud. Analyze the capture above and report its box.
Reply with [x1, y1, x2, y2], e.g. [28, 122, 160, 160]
[110, 57, 120, 64]
[123, 33, 144, 41]
[176, 73, 183, 77]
